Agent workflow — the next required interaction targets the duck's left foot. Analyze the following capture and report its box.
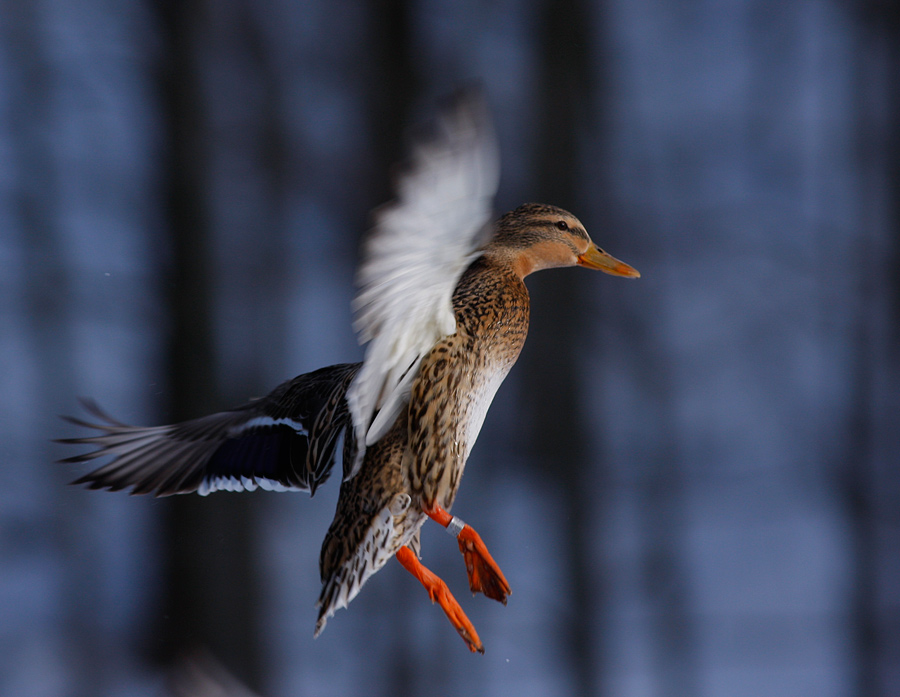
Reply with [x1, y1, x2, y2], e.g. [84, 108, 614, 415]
[456, 524, 511, 604]
[424, 503, 511, 605]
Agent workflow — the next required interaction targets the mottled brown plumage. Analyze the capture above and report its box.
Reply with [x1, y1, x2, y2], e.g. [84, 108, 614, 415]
[59, 95, 639, 654]
[407, 250, 530, 511]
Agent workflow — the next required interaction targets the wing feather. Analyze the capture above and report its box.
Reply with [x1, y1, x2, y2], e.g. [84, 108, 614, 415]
[61, 364, 360, 497]
[346, 90, 499, 477]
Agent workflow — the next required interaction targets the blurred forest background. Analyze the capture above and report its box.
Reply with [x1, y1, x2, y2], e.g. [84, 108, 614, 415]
[2, 0, 899, 696]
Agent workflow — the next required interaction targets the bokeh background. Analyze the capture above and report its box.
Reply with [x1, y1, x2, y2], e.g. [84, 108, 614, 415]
[2, 1, 898, 696]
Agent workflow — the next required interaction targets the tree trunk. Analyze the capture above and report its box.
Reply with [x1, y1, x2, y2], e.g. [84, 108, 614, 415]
[153, 1, 263, 689]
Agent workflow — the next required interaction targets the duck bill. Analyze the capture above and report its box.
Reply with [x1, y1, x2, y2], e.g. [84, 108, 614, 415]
[577, 243, 640, 278]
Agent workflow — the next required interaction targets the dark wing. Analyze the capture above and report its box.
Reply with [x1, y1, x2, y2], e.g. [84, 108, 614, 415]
[59, 363, 361, 497]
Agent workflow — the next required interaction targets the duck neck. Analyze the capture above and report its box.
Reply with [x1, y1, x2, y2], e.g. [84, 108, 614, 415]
[480, 245, 535, 281]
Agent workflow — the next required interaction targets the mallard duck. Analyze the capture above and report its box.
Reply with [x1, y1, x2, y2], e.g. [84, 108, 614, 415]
[59, 92, 639, 654]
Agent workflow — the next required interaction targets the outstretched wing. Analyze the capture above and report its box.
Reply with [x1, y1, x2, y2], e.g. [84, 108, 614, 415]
[345, 89, 499, 477]
[60, 363, 360, 497]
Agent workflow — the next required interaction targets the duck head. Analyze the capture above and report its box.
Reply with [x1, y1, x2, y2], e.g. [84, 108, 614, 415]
[491, 203, 640, 280]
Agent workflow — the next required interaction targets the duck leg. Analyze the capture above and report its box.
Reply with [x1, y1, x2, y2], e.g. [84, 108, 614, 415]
[395, 546, 484, 654]
[423, 504, 511, 605]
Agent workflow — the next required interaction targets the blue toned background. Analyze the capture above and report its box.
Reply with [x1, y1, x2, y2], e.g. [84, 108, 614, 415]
[1, 1, 898, 696]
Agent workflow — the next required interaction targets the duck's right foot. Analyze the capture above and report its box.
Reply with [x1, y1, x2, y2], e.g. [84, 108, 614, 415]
[422, 503, 512, 605]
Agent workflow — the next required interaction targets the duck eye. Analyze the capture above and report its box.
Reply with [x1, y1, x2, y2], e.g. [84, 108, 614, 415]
[555, 220, 569, 231]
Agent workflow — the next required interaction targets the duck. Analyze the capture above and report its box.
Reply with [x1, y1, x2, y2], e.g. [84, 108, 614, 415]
[59, 91, 639, 654]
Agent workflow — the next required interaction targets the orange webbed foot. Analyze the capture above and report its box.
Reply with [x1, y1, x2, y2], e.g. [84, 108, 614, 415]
[457, 524, 511, 604]
[422, 503, 512, 605]
[396, 546, 484, 654]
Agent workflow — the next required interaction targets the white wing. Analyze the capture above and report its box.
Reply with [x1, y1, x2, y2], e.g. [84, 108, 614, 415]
[345, 90, 499, 478]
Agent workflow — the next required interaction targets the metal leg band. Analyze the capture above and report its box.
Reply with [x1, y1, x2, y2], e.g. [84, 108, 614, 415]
[446, 515, 465, 538]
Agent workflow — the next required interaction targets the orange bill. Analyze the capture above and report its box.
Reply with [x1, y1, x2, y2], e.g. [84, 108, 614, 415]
[577, 243, 640, 278]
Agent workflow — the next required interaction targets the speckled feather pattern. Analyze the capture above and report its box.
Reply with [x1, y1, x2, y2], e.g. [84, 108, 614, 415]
[315, 414, 422, 634]
[408, 254, 529, 510]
